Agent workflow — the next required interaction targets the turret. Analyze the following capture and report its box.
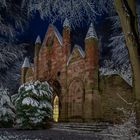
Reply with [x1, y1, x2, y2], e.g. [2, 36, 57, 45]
[85, 23, 98, 67]
[84, 23, 100, 120]
[86, 23, 98, 40]
[63, 18, 70, 29]
[21, 57, 30, 84]
[35, 35, 41, 57]
[34, 35, 42, 80]
[25, 64, 34, 82]
[85, 23, 99, 90]
[63, 18, 71, 56]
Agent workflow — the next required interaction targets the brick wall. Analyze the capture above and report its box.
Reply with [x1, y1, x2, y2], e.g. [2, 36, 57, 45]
[100, 75, 133, 123]
[22, 25, 133, 123]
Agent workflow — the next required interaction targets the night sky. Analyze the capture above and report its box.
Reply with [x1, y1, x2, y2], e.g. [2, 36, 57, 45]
[17, 0, 139, 62]
[18, 12, 108, 61]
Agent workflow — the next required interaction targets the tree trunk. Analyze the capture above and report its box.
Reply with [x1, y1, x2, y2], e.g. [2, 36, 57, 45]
[114, 0, 140, 126]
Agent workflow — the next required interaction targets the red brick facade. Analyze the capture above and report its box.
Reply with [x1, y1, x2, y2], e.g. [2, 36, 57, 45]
[21, 22, 133, 123]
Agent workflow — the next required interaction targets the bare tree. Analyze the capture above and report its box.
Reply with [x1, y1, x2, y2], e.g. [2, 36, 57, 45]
[0, 1, 28, 91]
[114, 0, 140, 125]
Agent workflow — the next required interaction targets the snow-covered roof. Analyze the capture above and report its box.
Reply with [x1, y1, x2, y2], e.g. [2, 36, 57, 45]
[86, 23, 97, 39]
[99, 68, 132, 86]
[67, 44, 85, 66]
[63, 18, 70, 28]
[22, 57, 30, 68]
[51, 25, 63, 46]
[74, 44, 85, 57]
[35, 35, 41, 44]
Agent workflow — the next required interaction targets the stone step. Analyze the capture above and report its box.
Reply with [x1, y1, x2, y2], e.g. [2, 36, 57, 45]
[52, 127, 103, 133]
[52, 123, 111, 128]
[52, 122, 110, 126]
[51, 122, 112, 133]
[52, 125, 108, 130]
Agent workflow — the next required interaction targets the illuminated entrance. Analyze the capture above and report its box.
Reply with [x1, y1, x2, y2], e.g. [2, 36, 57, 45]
[53, 96, 59, 122]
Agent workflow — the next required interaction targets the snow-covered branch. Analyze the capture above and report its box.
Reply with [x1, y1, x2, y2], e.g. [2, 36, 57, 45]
[22, 0, 114, 27]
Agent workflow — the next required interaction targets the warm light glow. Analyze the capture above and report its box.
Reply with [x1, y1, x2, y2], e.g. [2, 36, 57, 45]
[53, 96, 59, 122]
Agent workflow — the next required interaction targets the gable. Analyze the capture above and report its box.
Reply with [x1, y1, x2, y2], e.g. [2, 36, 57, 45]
[67, 45, 85, 65]
[52, 25, 62, 46]
[42, 24, 62, 48]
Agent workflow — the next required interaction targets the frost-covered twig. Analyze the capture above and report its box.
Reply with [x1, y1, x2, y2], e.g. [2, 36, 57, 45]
[21, 0, 114, 27]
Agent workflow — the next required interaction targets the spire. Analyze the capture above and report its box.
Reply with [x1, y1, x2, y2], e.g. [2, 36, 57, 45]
[35, 35, 41, 44]
[22, 57, 30, 68]
[63, 18, 70, 28]
[86, 23, 97, 39]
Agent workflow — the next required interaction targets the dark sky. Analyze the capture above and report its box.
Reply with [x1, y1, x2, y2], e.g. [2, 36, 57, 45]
[17, 0, 140, 60]
[18, 11, 107, 59]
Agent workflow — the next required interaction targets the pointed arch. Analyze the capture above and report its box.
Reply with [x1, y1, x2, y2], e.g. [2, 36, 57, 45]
[68, 78, 85, 121]
[48, 79, 62, 122]
[53, 95, 59, 122]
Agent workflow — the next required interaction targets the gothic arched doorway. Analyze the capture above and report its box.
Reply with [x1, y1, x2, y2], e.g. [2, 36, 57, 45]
[48, 79, 61, 122]
[53, 95, 59, 122]
[68, 78, 85, 121]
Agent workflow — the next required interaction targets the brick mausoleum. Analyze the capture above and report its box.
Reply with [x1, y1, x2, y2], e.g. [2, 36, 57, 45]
[21, 19, 133, 123]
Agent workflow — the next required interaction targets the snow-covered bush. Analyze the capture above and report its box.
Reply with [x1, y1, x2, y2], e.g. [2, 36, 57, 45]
[0, 87, 15, 127]
[13, 81, 53, 129]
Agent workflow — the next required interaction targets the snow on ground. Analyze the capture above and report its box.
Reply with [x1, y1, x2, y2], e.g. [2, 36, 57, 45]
[0, 129, 100, 140]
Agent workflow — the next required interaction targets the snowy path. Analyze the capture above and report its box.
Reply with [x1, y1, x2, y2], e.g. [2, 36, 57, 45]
[0, 128, 101, 140]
